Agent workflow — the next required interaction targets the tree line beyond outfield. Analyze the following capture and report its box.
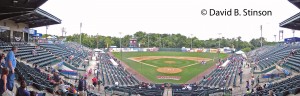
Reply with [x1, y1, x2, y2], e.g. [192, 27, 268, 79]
[62, 31, 276, 52]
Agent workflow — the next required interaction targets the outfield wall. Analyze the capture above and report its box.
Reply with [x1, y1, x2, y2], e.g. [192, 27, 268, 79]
[109, 47, 233, 53]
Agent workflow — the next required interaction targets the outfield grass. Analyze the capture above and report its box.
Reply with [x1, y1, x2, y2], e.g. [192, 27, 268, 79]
[112, 52, 227, 83]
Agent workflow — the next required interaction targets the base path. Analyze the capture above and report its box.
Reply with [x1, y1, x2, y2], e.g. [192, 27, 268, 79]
[107, 52, 152, 83]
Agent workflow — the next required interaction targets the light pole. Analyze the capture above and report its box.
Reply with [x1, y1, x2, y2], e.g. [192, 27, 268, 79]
[279, 30, 281, 42]
[147, 33, 149, 48]
[260, 25, 263, 47]
[119, 32, 122, 60]
[293, 30, 295, 37]
[46, 26, 48, 35]
[281, 30, 284, 41]
[218, 33, 222, 59]
[191, 34, 193, 49]
[97, 33, 99, 49]
[160, 34, 162, 48]
[274, 35, 276, 42]
[80, 22, 82, 47]
[293, 30, 295, 43]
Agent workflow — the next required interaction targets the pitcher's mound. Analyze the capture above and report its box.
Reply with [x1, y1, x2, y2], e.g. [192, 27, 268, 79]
[157, 67, 182, 74]
[164, 61, 176, 64]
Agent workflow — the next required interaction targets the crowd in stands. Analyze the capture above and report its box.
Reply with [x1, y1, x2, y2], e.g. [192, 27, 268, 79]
[0, 41, 98, 96]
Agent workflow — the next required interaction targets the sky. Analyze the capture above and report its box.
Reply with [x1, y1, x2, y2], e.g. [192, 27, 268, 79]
[35, 0, 300, 42]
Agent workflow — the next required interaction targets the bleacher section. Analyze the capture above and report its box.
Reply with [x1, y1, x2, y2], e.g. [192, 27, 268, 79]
[15, 61, 55, 93]
[39, 43, 89, 68]
[0, 45, 60, 67]
[110, 85, 164, 96]
[250, 44, 300, 72]
[199, 55, 243, 88]
[282, 50, 300, 72]
[99, 53, 139, 86]
[253, 75, 300, 96]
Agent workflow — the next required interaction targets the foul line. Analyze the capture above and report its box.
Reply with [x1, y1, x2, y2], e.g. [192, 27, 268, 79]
[129, 59, 158, 68]
[180, 63, 201, 69]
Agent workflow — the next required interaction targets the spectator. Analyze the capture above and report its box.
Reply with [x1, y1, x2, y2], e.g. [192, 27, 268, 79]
[0, 68, 9, 95]
[31, 46, 38, 56]
[57, 80, 68, 95]
[251, 77, 255, 86]
[78, 77, 87, 96]
[92, 77, 98, 87]
[256, 85, 263, 92]
[246, 81, 249, 89]
[50, 71, 60, 85]
[0, 54, 5, 68]
[268, 90, 275, 96]
[16, 80, 30, 96]
[5, 46, 17, 91]
[30, 91, 37, 96]
[68, 84, 77, 94]
[34, 64, 41, 72]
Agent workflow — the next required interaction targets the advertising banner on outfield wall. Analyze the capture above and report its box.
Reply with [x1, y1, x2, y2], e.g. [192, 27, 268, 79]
[109, 48, 230, 53]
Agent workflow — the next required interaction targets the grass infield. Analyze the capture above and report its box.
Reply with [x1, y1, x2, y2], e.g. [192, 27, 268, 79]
[112, 52, 227, 83]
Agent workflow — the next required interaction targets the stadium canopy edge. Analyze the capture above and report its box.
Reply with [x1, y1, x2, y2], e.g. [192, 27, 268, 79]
[0, 0, 61, 28]
[280, 12, 300, 30]
[289, 0, 300, 9]
[280, 0, 300, 30]
[0, 0, 48, 20]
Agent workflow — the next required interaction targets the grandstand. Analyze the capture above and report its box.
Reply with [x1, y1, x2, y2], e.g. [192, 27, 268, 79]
[2, 0, 300, 96]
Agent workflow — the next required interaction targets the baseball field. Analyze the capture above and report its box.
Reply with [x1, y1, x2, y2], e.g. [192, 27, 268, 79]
[112, 52, 228, 83]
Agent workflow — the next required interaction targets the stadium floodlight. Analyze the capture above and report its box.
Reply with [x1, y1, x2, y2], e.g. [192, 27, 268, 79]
[46, 26, 48, 35]
[119, 32, 122, 60]
[281, 30, 284, 41]
[80, 22, 82, 48]
[191, 34, 193, 49]
[97, 33, 99, 49]
[260, 25, 263, 47]
[218, 33, 222, 59]
[293, 30, 295, 37]
[279, 30, 281, 41]
[148, 33, 149, 48]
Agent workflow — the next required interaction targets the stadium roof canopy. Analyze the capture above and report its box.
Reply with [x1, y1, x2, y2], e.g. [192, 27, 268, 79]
[280, 0, 300, 30]
[0, 0, 61, 28]
[280, 12, 300, 30]
[0, 0, 47, 20]
[8, 8, 61, 28]
[289, 0, 300, 9]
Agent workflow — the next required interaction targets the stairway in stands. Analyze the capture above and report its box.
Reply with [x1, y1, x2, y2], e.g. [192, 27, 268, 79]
[163, 87, 172, 96]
